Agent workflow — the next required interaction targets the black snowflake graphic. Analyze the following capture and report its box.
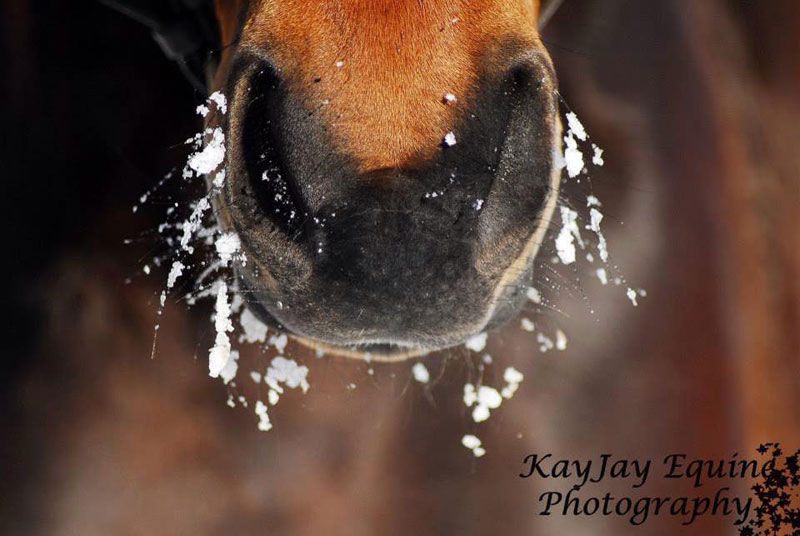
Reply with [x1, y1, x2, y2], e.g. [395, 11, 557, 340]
[739, 443, 800, 536]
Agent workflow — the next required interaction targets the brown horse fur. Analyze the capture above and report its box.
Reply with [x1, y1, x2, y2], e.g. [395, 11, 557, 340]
[229, 0, 541, 170]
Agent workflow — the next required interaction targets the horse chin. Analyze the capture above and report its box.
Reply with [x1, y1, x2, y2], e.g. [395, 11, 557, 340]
[291, 337, 443, 362]
[233, 260, 538, 362]
[238, 296, 466, 361]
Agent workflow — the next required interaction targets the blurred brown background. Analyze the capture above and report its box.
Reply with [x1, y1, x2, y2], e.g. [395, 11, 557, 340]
[1, 0, 798, 535]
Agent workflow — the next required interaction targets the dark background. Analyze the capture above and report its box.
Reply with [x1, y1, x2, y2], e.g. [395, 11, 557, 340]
[1, 1, 197, 392]
[2, 5, 198, 529]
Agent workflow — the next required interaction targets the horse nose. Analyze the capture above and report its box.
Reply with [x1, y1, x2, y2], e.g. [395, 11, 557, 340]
[222, 48, 558, 344]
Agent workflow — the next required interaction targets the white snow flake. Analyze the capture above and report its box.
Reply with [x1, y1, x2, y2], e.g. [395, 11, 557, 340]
[464, 332, 488, 353]
[188, 127, 225, 175]
[166, 261, 184, 289]
[239, 308, 268, 343]
[215, 232, 241, 266]
[208, 283, 234, 378]
[412, 362, 430, 383]
[555, 206, 583, 265]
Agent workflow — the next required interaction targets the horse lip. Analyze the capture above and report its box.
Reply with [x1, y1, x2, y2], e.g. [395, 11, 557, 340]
[236, 279, 478, 360]
[242, 299, 443, 360]
[290, 335, 446, 362]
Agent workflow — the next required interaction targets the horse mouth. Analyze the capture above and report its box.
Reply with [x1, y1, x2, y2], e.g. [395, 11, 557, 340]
[236, 289, 469, 360]
[294, 339, 444, 362]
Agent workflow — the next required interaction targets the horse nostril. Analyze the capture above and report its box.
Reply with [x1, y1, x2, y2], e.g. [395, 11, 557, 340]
[241, 64, 307, 241]
[505, 61, 541, 96]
